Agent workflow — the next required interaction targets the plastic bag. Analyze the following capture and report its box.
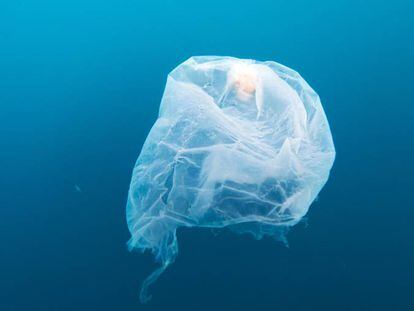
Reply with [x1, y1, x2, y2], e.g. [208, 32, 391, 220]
[126, 56, 335, 302]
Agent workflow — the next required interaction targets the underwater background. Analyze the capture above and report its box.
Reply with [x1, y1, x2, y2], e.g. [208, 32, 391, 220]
[1, 0, 413, 310]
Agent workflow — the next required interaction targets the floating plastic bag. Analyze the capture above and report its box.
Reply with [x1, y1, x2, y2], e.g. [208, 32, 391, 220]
[126, 56, 335, 302]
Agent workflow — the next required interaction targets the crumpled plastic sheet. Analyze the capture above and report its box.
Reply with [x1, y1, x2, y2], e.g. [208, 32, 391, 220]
[126, 56, 335, 302]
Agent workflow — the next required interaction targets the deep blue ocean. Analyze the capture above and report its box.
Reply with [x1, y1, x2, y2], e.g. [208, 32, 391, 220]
[1, 0, 413, 310]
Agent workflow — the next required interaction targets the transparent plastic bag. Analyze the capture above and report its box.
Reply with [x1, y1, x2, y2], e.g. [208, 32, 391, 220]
[126, 56, 335, 302]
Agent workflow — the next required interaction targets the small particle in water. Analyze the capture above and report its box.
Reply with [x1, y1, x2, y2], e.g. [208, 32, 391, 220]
[74, 185, 82, 193]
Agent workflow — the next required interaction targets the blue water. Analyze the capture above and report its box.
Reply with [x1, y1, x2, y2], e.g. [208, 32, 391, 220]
[1, 0, 413, 310]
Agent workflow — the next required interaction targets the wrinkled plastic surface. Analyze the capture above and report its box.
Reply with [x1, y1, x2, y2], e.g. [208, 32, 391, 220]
[126, 56, 335, 302]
